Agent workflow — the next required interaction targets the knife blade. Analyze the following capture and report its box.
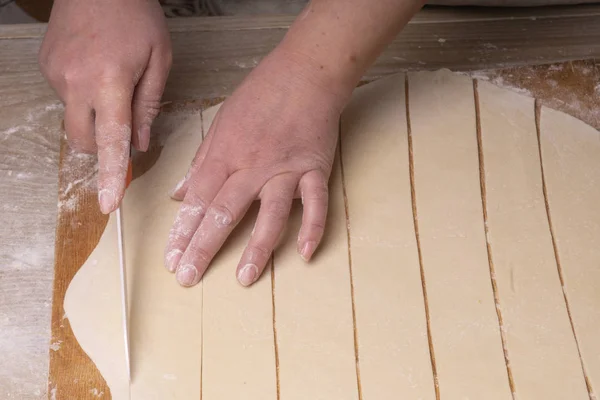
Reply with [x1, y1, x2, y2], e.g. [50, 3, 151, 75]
[116, 158, 133, 385]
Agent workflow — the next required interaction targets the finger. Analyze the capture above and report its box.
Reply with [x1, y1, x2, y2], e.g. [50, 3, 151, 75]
[131, 49, 172, 152]
[64, 101, 96, 153]
[176, 172, 260, 287]
[170, 108, 221, 201]
[164, 160, 228, 273]
[297, 169, 329, 261]
[94, 82, 134, 214]
[236, 175, 296, 286]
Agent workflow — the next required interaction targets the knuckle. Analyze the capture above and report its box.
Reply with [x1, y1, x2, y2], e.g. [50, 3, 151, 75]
[168, 226, 193, 244]
[265, 198, 289, 219]
[98, 63, 125, 82]
[67, 137, 95, 154]
[314, 182, 329, 198]
[183, 193, 208, 214]
[96, 130, 130, 153]
[62, 67, 84, 87]
[304, 187, 329, 205]
[38, 51, 62, 83]
[134, 99, 161, 124]
[247, 243, 271, 261]
[208, 204, 236, 227]
[164, 246, 183, 259]
[95, 68, 133, 96]
[187, 244, 213, 265]
[179, 202, 206, 219]
[60, 60, 91, 87]
[308, 220, 326, 233]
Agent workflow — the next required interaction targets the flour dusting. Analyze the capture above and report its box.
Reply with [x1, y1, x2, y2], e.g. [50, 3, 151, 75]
[49, 385, 57, 400]
[49, 341, 62, 351]
[467, 71, 533, 97]
[7, 235, 54, 270]
[0, 125, 32, 136]
[59, 150, 98, 212]
[233, 58, 260, 69]
[468, 61, 600, 131]
[25, 102, 64, 124]
[1, 99, 64, 399]
[2, 101, 63, 137]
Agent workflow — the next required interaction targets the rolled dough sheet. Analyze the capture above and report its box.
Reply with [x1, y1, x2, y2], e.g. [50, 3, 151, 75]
[64, 70, 600, 399]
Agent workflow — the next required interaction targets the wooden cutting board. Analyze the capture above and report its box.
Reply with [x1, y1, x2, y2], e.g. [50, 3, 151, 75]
[46, 59, 600, 398]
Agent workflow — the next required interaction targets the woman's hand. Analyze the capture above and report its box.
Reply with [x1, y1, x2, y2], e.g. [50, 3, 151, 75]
[39, 0, 172, 214]
[164, 49, 348, 287]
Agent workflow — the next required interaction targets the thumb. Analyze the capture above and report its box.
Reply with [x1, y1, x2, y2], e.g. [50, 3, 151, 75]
[131, 50, 172, 152]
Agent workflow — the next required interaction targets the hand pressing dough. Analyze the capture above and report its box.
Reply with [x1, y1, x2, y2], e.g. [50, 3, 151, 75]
[64, 70, 600, 399]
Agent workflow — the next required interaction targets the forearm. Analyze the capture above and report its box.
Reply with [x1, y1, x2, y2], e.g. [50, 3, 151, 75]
[277, 0, 425, 101]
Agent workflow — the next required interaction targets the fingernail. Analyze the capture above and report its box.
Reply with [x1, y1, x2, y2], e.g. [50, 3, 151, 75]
[137, 125, 151, 152]
[165, 249, 183, 272]
[98, 189, 117, 214]
[170, 177, 186, 199]
[176, 264, 198, 287]
[237, 263, 258, 287]
[300, 241, 317, 262]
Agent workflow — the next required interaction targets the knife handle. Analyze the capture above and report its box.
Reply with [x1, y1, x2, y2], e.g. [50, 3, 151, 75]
[125, 158, 133, 189]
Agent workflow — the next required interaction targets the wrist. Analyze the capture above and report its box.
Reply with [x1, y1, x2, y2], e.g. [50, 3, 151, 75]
[272, 41, 357, 110]
[273, 1, 378, 106]
[257, 44, 355, 113]
[272, 0, 425, 109]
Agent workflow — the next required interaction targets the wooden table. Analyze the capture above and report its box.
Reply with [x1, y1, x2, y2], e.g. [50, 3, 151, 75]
[1, 6, 600, 399]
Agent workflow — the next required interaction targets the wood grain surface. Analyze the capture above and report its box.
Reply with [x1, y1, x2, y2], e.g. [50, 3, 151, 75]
[2, 7, 600, 99]
[50, 138, 110, 399]
[0, 6, 599, 399]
